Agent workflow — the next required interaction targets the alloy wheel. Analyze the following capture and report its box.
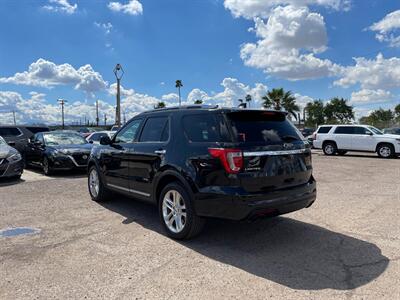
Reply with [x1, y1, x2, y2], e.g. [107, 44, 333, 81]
[89, 168, 100, 198]
[379, 146, 391, 158]
[325, 144, 334, 155]
[162, 190, 187, 233]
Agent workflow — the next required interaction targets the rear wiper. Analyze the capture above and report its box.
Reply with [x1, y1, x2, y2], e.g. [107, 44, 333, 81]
[281, 135, 300, 141]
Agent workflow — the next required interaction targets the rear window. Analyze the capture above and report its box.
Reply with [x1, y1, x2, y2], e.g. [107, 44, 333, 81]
[334, 126, 354, 134]
[0, 127, 21, 137]
[226, 111, 301, 144]
[183, 114, 227, 142]
[317, 126, 332, 134]
[26, 127, 49, 134]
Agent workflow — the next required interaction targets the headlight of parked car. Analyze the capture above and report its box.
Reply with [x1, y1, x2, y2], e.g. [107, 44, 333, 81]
[52, 149, 68, 156]
[6, 152, 22, 163]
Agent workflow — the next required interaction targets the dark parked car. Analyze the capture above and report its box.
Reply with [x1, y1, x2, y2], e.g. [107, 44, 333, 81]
[383, 127, 400, 135]
[0, 126, 49, 158]
[0, 136, 24, 179]
[26, 131, 93, 175]
[87, 106, 317, 239]
[301, 128, 315, 137]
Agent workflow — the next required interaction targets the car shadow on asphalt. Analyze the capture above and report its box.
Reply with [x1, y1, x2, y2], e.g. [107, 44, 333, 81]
[24, 166, 87, 178]
[0, 177, 25, 187]
[100, 197, 389, 291]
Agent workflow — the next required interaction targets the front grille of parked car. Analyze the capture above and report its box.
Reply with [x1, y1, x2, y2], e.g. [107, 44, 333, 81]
[71, 153, 89, 166]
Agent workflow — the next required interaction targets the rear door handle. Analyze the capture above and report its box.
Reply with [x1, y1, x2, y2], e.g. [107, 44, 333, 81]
[154, 149, 166, 155]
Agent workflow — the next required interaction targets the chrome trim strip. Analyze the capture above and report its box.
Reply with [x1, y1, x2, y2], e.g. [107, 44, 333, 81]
[107, 183, 150, 197]
[243, 149, 308, 157]
[67, 155, 88, 167]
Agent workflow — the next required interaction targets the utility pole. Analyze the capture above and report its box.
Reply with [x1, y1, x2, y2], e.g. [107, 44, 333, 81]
[113, 64, 124, 128]
[96, 100, 99, 127]
[57, 99, 67, 129]
[123, 110, 126, 124]
[12, 110, 16, 125]
[104, 113, 107, 126]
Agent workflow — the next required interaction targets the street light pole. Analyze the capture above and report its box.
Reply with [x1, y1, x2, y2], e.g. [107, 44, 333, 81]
[57, 99, 67, 129]
[113, 64, 124, 128]
[96, 100, 99, 127]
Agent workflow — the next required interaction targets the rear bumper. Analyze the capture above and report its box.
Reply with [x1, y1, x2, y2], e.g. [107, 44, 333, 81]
[193, 179, 317, 220]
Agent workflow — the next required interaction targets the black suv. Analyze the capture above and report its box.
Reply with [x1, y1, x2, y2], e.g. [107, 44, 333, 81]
[88, 106, 316, 239]
[0, 126, 49, 157]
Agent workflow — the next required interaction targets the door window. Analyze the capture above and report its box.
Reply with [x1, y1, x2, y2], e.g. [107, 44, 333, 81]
[139, 117, 169, 142]
[114, 119, 142, 143]
[317, 126, 332, 134]
[354, 127, 370, 135]
[0, 127, 22, 137]
[334, 127, 355, 134]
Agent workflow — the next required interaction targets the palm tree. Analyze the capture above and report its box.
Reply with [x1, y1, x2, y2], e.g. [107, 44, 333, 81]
[262, 88, 299, 119]
[245, 94, 252, 108]
[238, 99, 246, 108]
[175, 80, 183, 106]
[281, 91, 300, 120]
[154, 101, 166, 109]
[262, 88, 284, 110]
[194, 99, 203, 104]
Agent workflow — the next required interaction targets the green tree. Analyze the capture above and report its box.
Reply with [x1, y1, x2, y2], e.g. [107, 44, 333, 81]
[262, 88, 299, 119]
[154, 101, 166, 109]
[175, 80, 183, 106]
[360, 108, 394, 128]
[245, 94, 252, 108]
[305, 100, 325, 127]
[395, 103, 400, 122]
[324, 97, 354, 124]
[194, 99, 203, 104]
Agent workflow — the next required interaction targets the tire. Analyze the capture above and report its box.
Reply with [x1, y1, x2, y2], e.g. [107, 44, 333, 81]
[337, 150, 347, 156]
[43, 156, 53, 176]
[323, 142, 337, 156]
[88, 165, 112, 202]
[377, 144, 395, 159]
[158, 182, 205, 240]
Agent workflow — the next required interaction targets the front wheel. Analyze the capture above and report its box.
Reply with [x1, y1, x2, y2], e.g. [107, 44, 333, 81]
[377, 144, 395, 159]
[88, 165, 112, 202]
[43, 157, 53, 176]
[159, 182, 205, 240]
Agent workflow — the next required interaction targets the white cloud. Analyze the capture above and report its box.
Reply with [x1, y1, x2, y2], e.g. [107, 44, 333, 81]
[187, 78, 268, 108]
[43, 0, 77, 14]
[108, 0, 143, 15]
[94, 22, 113, 35]
[240, 5, 341, 80]
[334, 53, 400, 90]
[350, 89, 393, 104]
[161, 93, 179, 102]
[0, 59, 107, 95]
[293, 93, 314, 110]
[369, 10, 400, 47]
[224, 0, 351, 19]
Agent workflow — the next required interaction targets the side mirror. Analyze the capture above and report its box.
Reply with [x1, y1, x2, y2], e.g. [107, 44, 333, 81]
[100, 135, 112, 145]
[366, 131, 373, 136]
[88, 140, 94, 144]
[34, 141, 43, 146]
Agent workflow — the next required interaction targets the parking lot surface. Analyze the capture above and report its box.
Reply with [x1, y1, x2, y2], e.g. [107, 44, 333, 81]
[0, 151, 399, 299]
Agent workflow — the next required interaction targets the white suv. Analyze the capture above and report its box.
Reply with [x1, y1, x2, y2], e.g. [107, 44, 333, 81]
[313, 125, 400, 158]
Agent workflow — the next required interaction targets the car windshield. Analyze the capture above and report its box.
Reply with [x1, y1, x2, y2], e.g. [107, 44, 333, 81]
[0, 136, 6, 145]
[368, 126, 383, 135]
[44, 132, 88, 145]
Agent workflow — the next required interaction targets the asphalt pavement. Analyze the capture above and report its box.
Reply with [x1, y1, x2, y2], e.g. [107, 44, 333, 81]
[0, 151, 399, 299]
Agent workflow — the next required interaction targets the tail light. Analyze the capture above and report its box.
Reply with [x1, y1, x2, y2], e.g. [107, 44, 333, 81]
[208, 148, 243, 174]
[312, 133, 317, 140]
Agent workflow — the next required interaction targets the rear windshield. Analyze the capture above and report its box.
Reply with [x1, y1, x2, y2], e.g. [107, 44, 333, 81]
[26, 127, 49, 134]
[317, 126, 332, 134]
[226, 111, 301, 144]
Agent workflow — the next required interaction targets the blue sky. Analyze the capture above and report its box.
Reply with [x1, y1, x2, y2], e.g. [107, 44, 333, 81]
[0, 0, 399, 124]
